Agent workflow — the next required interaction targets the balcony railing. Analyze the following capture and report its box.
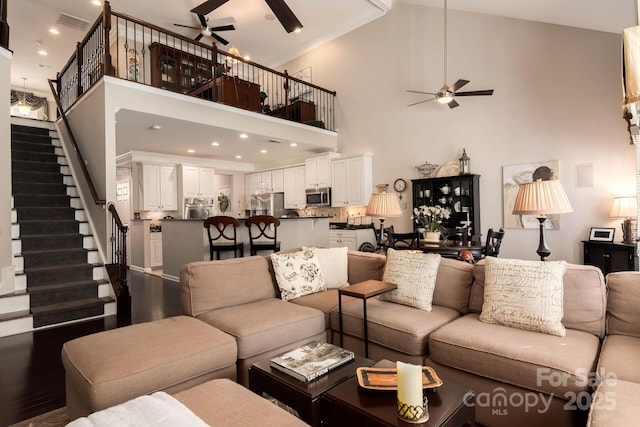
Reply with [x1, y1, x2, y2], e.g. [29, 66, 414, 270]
[56, 1, 336, 131]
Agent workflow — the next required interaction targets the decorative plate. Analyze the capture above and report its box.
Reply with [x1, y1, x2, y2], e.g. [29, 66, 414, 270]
[356, 366, 443, 391]
[435, 160, 460, 177]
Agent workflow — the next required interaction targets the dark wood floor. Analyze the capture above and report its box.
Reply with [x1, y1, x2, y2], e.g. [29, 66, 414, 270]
[0, 270, 181, 426]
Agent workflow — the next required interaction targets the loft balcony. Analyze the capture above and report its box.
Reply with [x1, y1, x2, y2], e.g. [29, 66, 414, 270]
[54, 1, 336, 132]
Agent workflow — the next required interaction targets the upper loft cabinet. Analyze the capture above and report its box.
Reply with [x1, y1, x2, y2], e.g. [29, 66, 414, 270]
[150, 43, 212, 94]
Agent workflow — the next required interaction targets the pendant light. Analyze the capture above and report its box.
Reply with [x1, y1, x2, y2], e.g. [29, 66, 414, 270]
[18, 77, 31, 115]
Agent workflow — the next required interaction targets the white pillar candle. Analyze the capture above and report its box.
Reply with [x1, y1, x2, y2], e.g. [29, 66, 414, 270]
[397, 361, 423, 408]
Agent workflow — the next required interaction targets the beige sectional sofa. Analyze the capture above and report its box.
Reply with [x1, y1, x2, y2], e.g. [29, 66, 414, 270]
[587, 271, 640, 426]
[63, 248, 640, 427]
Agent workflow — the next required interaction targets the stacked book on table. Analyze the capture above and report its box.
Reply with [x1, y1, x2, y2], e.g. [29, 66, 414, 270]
[270, 341, 355, 382]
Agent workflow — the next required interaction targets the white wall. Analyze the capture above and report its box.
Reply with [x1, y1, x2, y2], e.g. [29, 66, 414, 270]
[0, 47, 13, 294]
[282, 4, 636, 263]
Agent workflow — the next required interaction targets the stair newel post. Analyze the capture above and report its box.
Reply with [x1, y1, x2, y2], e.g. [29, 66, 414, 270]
[121, 226, 128, 292]
[103, 1, 112, 77]
[75, 42, 83, 99]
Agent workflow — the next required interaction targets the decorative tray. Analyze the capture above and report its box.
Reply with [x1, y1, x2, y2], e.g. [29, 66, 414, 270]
[356, 366, 443, 391]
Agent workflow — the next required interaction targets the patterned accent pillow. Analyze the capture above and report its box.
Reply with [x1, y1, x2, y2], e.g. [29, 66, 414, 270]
[271, 248, 327, 301]
[480, 257, 568, 337]
[303, 246, 349, 289]
[379, 249, 441, 311]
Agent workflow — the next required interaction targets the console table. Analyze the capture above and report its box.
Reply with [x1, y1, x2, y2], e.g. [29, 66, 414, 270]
[582, 240, 639, 275]
[269, 100, 316, 123]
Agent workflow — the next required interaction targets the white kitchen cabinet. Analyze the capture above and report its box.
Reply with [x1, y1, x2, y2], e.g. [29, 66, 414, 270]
[182, 166, 215, 198]
[246, 172, 261, 196]
[331, 155, 372, 207]
[271, 169, 284, 192]
[305, 153, 339, 189]
[142, 164, 177, 211]
[150, 232, 163, 268]
[261, 171, 273, 192]
[329, 229, 375, 251]
[283, 166, 306, 209]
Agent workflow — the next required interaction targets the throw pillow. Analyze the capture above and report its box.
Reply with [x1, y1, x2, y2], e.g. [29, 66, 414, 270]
[303, 246, 349, 289]
[479, 257, 567, 337]
[271, 248, 327, 301]
[379, 249, 441, 311]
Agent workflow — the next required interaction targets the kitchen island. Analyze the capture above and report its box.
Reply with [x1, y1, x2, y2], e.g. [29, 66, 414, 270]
[161, 216, 331, 281]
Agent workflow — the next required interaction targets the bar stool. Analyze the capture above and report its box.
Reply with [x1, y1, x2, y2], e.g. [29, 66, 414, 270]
[245, 215, 281, 256]
[204, 216, 244, 260]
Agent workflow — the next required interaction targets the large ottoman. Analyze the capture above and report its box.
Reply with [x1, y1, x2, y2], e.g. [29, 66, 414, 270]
[62, 315, 237, 420]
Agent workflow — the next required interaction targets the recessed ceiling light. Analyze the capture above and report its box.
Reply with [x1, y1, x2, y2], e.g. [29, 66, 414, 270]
[187, 149, 195, 153]
[92, 0, 102, 6]
[235, 155, 243, 159]
[290, 142, 298, 147]
[150, 125, 161, 130]
[239, 133, 248, 139]
[294, 28, 302, 33]
[38, 50, 48, 56]
[49, 28, 59, 35]
[265, 14, 276, 21]
[260, 149, 267, 154]
[211, 142, 220, 146]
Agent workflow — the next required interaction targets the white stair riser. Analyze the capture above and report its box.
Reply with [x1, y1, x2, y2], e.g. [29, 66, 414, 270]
[79, 222, 90, 234]
[83, 236, 96, 250]
[75, 210, 86, 221]
[67, 187, 79, 197]
[0, 317, 33, 338]
[14, 275, 26, 291]
[57, 157, 68, 166]
[12, 256, 23, 273]
[104, 301, 117, 316]
[98, 283, 111, 298]
[11, 224, 19, 239]
[0, 294, 29, 313]
[12, 239, 21, 255]
[71, 198, 82, 209]
[11, 210, 16, 223]
[60, 165, 70, 175]
[63, 176, 74, 186]
[93, 267, 105, 280]
[88, 250, 100, 264]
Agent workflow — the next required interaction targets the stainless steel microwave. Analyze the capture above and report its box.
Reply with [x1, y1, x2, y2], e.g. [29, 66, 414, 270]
[305, 187, 331, 207]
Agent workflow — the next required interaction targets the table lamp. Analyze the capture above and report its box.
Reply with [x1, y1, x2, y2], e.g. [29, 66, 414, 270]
[366, 185, 402, 250]
[609, 196, 638, 244]
[512, 179, 573, 261]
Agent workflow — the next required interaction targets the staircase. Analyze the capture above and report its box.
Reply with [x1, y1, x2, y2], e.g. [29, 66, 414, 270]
[3, 118, 115, 336]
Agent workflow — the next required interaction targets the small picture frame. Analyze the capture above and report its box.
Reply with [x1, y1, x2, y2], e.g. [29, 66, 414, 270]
[589, 227, 615, 242]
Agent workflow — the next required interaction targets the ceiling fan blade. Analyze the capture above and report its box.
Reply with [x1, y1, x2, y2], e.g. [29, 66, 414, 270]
[449, 79, 469, 92]
[191, 0, 229, 16]
[407, 89, 437, 96]
[174, 23, 200, 30]
[211, 32, 230, 45]
[195, 33, 204, 41]
[197, 13, 207, 28]
[455, 89, 494, 97]
[210, 24, 235, 32]
[264, 0, 303, 33]
[407, 98, 436, 107]
[448, 99, 460, 109]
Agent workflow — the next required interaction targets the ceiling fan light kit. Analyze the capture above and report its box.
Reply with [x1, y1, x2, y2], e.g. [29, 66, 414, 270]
[407, 0, 494, 109]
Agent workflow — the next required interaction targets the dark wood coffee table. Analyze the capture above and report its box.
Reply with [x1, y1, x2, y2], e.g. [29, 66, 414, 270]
[249, 355, 374, 427]
[321, 368, 474, 426]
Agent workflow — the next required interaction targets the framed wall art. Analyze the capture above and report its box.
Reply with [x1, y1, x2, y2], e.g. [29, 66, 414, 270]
[503, 160, 561, 229]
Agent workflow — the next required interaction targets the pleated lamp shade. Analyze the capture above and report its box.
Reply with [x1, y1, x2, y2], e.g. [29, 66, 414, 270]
[609, 197, 637, 218]
[366, 192, 402, 218]
[512, 180, 573, 216]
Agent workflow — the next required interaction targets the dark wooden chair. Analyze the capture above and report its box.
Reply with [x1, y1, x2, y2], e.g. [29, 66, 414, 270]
[482, 228, 505, 258]
[245, 215, 281, 255]
[389, 231, 421, 250]
[204, 216, 244, 260]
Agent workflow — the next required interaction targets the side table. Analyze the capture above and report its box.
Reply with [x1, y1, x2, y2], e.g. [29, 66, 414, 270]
[339, 280, 397, 357]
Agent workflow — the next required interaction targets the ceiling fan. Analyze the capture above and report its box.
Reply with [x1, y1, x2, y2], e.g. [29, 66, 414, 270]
[174, 13, 235, 45]
[191, 0, 303, 33]
[407, 0, 493, 109]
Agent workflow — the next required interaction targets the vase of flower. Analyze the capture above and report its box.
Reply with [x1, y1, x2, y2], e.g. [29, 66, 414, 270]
[413, 205, 451, 242]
